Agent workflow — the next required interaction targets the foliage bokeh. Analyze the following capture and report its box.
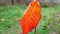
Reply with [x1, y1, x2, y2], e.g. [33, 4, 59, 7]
[0, 5, 60, 34]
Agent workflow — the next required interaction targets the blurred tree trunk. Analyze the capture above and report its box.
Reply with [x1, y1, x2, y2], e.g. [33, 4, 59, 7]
[11, 0, 14, 5]
[0, 0, 60, 5]
[17, 0, 20, 4]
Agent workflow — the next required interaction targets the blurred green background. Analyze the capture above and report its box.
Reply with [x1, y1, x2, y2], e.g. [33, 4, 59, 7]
[0, 0, 60, 34]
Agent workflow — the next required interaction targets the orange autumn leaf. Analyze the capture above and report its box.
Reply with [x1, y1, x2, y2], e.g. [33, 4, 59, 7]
[20, 0, 41, 34]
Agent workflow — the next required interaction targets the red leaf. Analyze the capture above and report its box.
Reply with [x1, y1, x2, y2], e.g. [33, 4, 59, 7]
[20, 0, 41, 34]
